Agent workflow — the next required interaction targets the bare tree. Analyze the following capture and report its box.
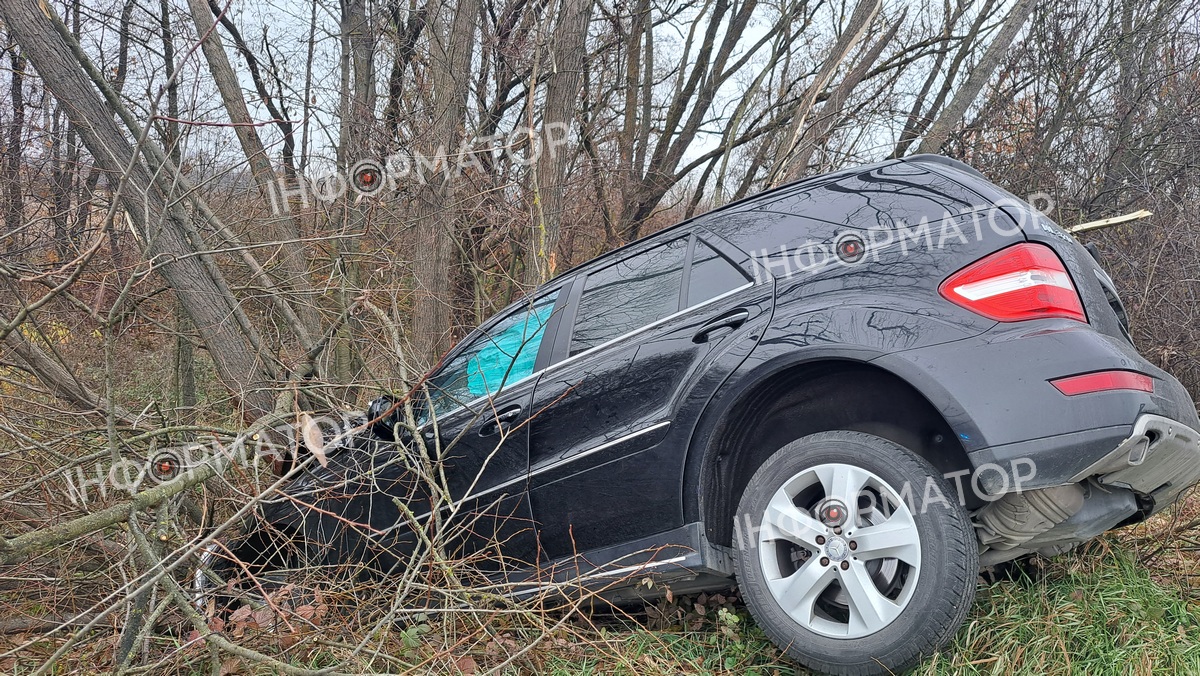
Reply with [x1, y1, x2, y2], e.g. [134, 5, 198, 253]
[2, 44, 24, 247]
[769, 0, 881, 185]
[525, 0, 594, 285]
[185, 0, 318, 345]
[0, 0, 280, 418]
[408, 0, 482, 363]
[916, 0, 1038, 154]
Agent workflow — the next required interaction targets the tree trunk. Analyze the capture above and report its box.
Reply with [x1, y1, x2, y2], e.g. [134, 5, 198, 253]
[185, 0, 317, 345]
[1, 0, 278, 419]
[173, 305, 197, 428]
[1, 311, 134, 424]
[889, 0, 981, 158]
[3, 48, 25, 249]
[770, 0, 880, 185]
[524, 0, 592, 285]
[409, 0, 481, 365]
[916, 0, 1037, 154]
[789, 12, 904, 173]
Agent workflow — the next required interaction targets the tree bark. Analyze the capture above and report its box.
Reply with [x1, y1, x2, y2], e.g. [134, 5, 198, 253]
[770, 0, 881, 185]
[3, 48, 25, 247]
[185, 0, 317, 345]
[789, 12, 904, 174]
[1, 0, 278, 418]
[916, 0, 1037, 154]
[1, 313, 134, 424]
[409, 0, 481, 365]
[524, 0, 592, 285]
[206, 0, 300, 180]
[889, 0, 982, 158]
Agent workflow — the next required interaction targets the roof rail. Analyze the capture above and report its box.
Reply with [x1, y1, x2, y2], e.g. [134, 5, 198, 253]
[901, 153, 987, 180]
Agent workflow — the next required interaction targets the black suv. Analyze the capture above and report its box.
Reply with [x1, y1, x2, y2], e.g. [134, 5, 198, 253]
[200, 155, 1200, 675]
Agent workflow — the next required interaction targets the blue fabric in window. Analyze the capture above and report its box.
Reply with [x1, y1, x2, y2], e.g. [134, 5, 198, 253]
[465, 301, 554, 398]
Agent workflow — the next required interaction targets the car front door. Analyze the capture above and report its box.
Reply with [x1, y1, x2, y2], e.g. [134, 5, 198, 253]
[526, 232, 770, 561]
[414, 290, 562, 573]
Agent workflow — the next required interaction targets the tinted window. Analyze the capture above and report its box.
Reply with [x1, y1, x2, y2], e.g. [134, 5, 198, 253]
[569, 238, 687, 355]
[688, 240, 750, 306]
[426, 291, 558, 417]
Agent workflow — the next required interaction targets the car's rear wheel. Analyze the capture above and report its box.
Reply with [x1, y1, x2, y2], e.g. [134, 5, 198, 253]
[733, 431, 977, 676]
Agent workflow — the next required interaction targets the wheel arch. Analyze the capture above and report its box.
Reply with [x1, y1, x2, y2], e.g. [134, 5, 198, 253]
[686, 354, 977, 548]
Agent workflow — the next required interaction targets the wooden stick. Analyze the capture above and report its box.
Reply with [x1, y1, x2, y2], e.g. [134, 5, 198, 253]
[1067, 209, 1153, 234]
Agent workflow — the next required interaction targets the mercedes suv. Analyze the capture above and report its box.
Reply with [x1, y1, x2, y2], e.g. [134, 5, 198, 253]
[199, 155, 1200, 675]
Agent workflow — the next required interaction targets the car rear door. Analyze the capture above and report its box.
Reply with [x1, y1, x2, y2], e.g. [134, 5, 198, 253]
[526, 231, 771, 561]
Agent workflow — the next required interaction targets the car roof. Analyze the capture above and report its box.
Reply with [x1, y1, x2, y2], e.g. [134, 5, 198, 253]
[480, 154, 986, 335]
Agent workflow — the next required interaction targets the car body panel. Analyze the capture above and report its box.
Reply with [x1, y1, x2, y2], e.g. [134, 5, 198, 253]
[526, 232, 773, 558]
[248, 155, 1200, 605]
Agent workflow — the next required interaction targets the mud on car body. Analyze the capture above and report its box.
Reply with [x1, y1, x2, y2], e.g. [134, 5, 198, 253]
[197, 155, 1200, 676]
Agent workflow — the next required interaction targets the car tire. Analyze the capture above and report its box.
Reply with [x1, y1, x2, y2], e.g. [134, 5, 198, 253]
[732, 431, 977, 676]
[193, 526, 309, 614]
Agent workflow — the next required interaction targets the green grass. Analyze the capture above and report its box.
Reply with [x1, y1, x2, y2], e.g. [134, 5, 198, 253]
[537, 618, 794, 675]
[16, 531, 1194, 674]
[915, 545, 1200, 675]
[531, 543, 1200, 675]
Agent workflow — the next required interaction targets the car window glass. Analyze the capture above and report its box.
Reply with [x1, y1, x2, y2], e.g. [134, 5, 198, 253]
[569, 238, 687, 356]
[425, 291, 558, 418]
[688, 240, 750, 307]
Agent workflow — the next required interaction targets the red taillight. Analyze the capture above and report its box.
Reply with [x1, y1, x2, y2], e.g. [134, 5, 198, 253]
[939, 243, 1086, 322]
[1050, 370, 1154, 396]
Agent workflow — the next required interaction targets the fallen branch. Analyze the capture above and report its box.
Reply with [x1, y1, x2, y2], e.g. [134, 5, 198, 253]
[0, 613, 100, 635]
[0, 413, 287, 566]
[125, 518, 339, 676]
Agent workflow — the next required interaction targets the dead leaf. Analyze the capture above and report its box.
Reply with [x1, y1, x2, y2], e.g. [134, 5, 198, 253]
[219, 657, 243, 675]
[300, 412, 329, 467]
[252, 607, 275, 628]
[271, 583, 295, 603]
[456, 655, 478, 674]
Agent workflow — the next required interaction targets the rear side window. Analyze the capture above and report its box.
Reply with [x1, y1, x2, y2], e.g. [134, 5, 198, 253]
[569, 238, 688, 355]
[687, 240, 750, 307]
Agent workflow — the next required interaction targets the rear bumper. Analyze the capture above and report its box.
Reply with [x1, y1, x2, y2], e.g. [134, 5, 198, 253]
[874, 319, 1200, 497]
[1068, 414, 1200, 512]
[975, 414, 1200, 563]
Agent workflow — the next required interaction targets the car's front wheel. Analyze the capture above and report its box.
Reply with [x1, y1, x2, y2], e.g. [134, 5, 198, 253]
[193, 526, 309, 615]
[733, 431, 977, 675]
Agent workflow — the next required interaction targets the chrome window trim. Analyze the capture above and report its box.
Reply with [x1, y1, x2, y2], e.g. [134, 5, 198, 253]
[549, 280, 755, 373]
[423, 279, 757, 424]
